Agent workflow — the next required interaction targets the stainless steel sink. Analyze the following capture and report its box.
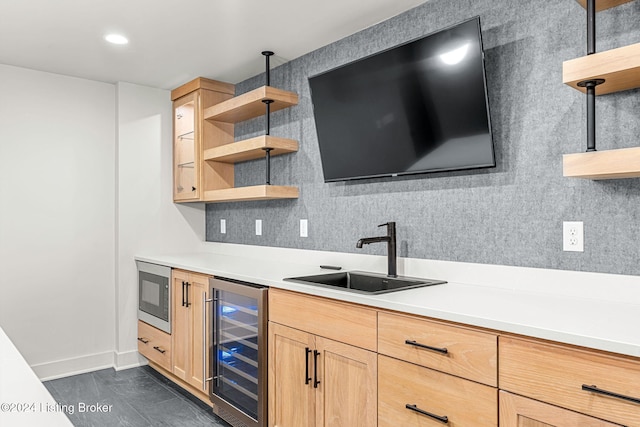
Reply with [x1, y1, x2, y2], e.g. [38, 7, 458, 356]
[284, 271, 446, 294]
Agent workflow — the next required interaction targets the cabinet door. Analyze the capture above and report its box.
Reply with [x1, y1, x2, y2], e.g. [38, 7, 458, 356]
[315, 336, 377, 427]
[172, 270, 191, 381]
[173, 91, 200, 201]
[269, 323, 316, 427]
[499, 391, 622, 427]
[188, 273, 209, 393]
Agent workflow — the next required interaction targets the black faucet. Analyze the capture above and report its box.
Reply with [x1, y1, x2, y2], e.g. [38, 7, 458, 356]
[356, 222, 397, 278]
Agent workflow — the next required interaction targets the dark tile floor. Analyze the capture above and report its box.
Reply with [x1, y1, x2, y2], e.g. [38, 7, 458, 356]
[44, 365, 231, 427]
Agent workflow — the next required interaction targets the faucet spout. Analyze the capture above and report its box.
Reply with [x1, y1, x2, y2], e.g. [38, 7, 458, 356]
[356, 236, 389, 248]
[356, 222, 397, 277]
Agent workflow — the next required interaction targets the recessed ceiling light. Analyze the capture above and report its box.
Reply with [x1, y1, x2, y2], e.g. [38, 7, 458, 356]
[104, 34, 129, 45]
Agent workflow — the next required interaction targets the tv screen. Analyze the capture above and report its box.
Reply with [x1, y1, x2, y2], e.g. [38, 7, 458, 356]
[308, 17, 495, 182]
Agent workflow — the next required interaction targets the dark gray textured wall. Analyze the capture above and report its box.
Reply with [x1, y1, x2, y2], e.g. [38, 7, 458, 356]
[206, 0, 640, 276]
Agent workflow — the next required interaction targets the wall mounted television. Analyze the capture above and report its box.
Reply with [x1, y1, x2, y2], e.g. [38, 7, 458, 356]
[308, 17, 495, 182]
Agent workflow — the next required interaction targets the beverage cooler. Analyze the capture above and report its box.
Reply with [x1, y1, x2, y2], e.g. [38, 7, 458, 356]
[208, 277, 268, 427]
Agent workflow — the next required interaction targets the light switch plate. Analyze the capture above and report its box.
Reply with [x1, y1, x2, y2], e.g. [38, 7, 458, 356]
[255, 219, 262, 236]
[220, 219, 226, 234]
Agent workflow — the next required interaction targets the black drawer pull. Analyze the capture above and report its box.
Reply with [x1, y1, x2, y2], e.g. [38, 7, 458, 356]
[405, 340, 448, 354]
[182, 281, 186, 307]
[305, 347, 312, 385]
[405, 404, 449, 424]
[313, 350, 321, 388]
[582, 384, 640, 405]
[153, 346, 166, 354]
[137, 337, 149, 344]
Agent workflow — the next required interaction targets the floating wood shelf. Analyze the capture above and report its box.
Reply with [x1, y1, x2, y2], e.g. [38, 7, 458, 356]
[574, 0, 634, 11]
[203, 135, 298, 163]
[563, 147, 640, 179]
[204, 86, 298, 123]
[203, 185, 299, 202]
[563, 43, 640, 95]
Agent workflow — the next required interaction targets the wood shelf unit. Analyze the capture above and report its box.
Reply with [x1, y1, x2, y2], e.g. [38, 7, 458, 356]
[203, 135, 298, 163]
[563, 147, 640, 179]
[203, 184, 299, 203]
[575, 0, 634, 11]
[563, 42, 640, 95]
[562, 1, 640, 180]
[204, 86, 299, 123]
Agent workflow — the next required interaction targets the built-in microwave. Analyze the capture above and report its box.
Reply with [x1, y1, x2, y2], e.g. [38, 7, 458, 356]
[137, 261, 171, 334]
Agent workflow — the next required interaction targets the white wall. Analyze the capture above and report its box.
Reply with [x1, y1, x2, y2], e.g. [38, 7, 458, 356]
[115, 82, 205, 368]
[0, 64, 116, 379]
[0, 66, 205, 379]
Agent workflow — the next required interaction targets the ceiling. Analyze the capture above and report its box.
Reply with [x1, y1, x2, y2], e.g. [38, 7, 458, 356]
[0, 0, 426, 90]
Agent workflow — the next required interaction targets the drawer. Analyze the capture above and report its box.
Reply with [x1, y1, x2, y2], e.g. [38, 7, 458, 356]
[499, 336, 640, 427]
[378, 311, 497, 386]
[269, 288, 377, 351]
[378, 355, 497, 427]
[138, 320, 171, 371]
[500, 391, 622, 427]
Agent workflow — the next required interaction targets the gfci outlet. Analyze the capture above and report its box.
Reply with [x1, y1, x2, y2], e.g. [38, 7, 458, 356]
[563, 221, 584, 252]
[255, 219, 262, 236]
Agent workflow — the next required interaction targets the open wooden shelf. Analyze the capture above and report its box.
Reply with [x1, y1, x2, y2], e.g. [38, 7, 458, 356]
[575, 0, 634, 11]
[204, 86, 298, 123]
[563, 147, 640, 179]
[203, 135, 298, 163]
[563, 43, 640, 95]
[203, 184, 299, 202]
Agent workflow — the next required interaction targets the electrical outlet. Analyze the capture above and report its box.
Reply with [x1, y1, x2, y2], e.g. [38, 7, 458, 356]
[255, 219, 262, 236]
[300, 219, 308, 237]
[220, 219, 226, 234]
[563, 221, 584, 252]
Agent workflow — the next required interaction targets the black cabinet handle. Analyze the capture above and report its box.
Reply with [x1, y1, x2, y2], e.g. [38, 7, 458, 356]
[137, 337, 149, 344]
[192, 186, 196, 191]
[181, 281, 186, 307]
[405, 340, 448, 354]
[305, 347, 312, 385]
[185, 282, 190, 307]
[313, 350, 321, 388]
[153, 346, 166, 354]
[582, 384, 640, 405]
[405, 404, 448, 424]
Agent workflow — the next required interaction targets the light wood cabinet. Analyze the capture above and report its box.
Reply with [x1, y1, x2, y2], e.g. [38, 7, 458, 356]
[266, 289, 639, 427]
[137, 320, 171, 371]
[377, 311, 497, 427]
[499, 336, 640, 426]
[171, 77, 300, 203]
[378, 311, 497, 386]
[171, 77, 235, 202]
[269, 322, 376, 427]
[378, 355, 497, 427]
[268, 288, 377, 351]
[500, 391, 622, 427]
[171, 269, 212, 396]
[268, 290, 377, 427]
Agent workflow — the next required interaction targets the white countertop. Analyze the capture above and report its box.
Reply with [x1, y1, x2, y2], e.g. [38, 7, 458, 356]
[135, 249, 640, 359]
[0, 327, 73, 427]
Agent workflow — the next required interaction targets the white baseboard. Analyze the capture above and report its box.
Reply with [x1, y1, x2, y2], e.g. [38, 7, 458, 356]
[33, 349, 149, 381]
[114, 350, 147, 371]
[33, 351, 115, 382]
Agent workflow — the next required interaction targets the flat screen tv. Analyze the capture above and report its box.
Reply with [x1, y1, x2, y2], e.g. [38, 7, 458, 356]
[308, 17, 495, 182]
